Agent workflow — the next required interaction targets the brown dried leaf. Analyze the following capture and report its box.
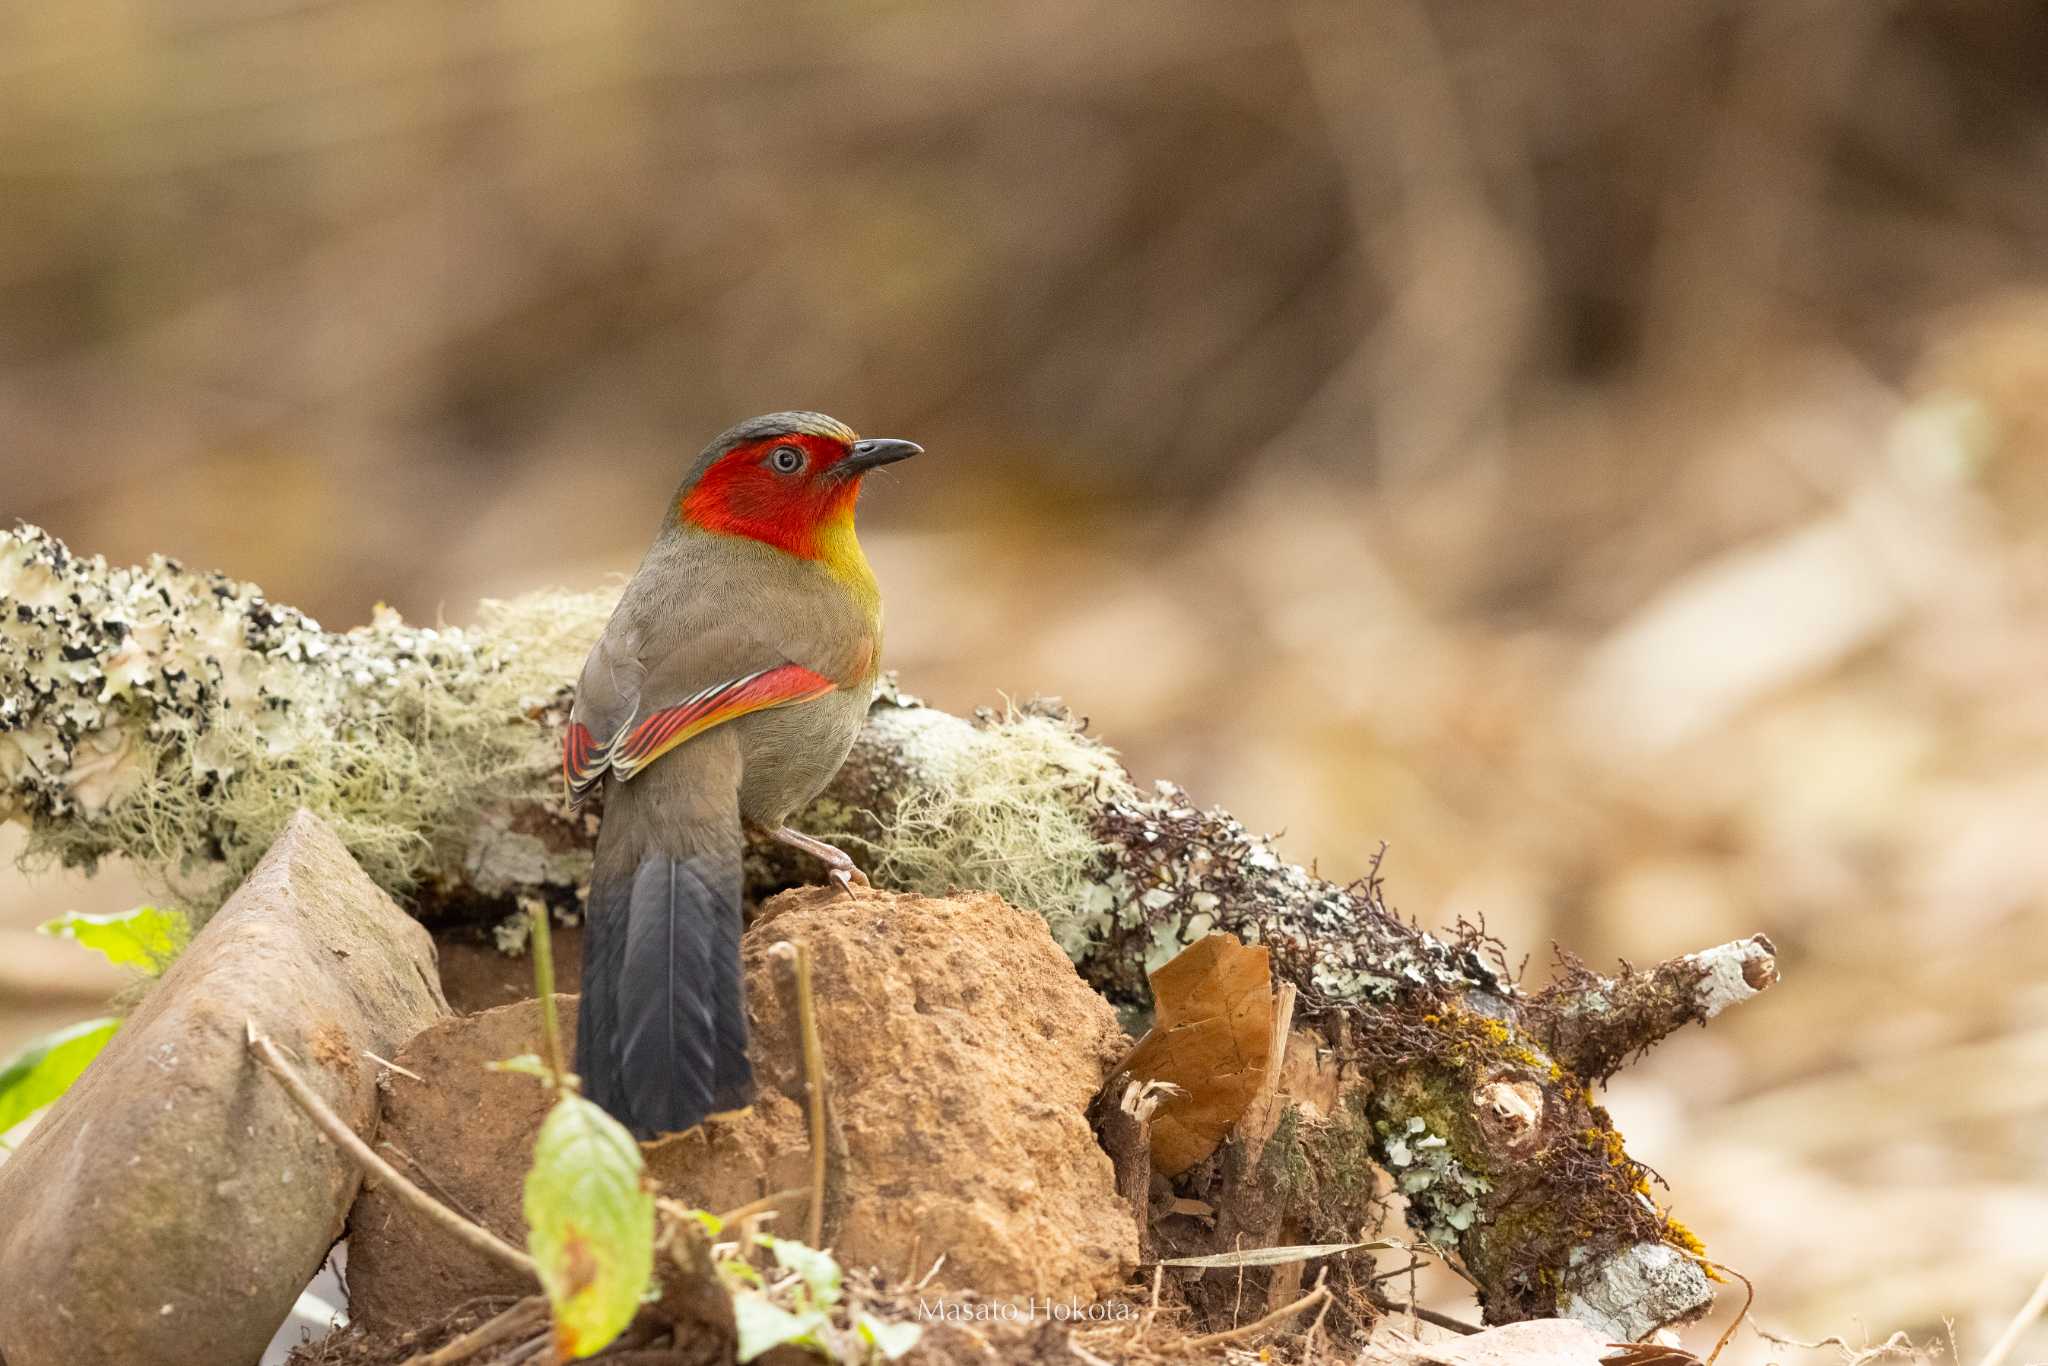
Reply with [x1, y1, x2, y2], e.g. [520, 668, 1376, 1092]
[1121, 933, 1273, 1176]
[1408, 1320, 1615, 1366]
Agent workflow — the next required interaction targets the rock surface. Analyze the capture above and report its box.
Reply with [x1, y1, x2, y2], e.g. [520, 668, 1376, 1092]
[0, 810, 449, 1366]
[346, 887, 1136, 1331]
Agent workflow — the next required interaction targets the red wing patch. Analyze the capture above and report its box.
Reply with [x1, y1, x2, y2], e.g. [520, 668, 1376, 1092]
[566, 663, 838, 804]
[610, 664, 837, 779]
[563, 720, 606, 805]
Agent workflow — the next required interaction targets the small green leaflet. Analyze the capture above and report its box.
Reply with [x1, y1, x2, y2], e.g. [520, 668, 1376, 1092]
[856, 1312, 923, 1360]
[763, 1235, 843, 1308]
[721, 1258, 765, 1289]
[523, 1092, 655, 1358]
[39, 905, 190, 975]
[4, 908, 170, 1131]
[716, 1234, 920, 1362]
[0, 1017, 120, 1135]
[732, 1292, 827, 1363]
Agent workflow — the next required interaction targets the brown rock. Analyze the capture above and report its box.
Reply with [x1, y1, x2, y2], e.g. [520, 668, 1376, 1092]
[346, 888, 1136, 1331]
[0, 809, 448, 1366]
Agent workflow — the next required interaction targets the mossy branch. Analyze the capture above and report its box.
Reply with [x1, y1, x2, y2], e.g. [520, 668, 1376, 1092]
[1, 522, 1775, 1335]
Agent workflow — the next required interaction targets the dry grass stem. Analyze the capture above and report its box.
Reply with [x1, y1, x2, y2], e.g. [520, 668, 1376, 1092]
[1976, 1265, 2048, 1366]
[769, 940, 830, 1247]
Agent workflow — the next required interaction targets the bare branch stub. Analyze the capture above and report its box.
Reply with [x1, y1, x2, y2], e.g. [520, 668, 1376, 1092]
[1533, 936, 1781, 1084]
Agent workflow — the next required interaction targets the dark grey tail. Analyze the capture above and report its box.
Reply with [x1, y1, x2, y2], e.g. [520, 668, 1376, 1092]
[577, 850, 752, 1139]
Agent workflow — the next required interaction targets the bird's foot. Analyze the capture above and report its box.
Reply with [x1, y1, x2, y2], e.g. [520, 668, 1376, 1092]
[828, 865, 872, 897]
[770, 825, 870, 897]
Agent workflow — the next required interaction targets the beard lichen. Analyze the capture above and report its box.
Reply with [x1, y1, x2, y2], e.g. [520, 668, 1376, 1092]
[2, 523, 611, 917]
[832, 699, 1139, 958]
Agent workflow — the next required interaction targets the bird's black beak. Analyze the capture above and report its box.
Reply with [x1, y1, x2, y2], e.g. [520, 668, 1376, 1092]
[839, 437, 922, 476]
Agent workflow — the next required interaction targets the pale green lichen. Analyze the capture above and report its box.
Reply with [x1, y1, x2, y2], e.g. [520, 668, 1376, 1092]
[1376, 1112, 1492, 1246]
[1077, 778, 1505, 1010]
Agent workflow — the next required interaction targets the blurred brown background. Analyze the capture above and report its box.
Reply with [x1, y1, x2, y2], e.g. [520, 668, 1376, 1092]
[5, 0, 2048, 1356]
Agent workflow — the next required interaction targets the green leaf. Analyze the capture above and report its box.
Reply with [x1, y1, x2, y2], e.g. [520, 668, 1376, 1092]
[719, 1257, 765, 1289]
[732, 1290, 827, 1363]
[0, 1017, 120, 1134]
[523, 1092, 655, 1358]
[762, 1236, 843, 1308]
[856, 1312, 923, 1361]
[39, 905, 190, 975]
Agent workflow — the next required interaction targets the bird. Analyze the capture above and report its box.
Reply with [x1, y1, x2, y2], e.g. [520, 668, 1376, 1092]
[562, 411, 920, 1139]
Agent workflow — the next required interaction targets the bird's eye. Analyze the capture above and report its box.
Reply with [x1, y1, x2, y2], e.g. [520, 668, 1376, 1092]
[768, 444, 806, 474]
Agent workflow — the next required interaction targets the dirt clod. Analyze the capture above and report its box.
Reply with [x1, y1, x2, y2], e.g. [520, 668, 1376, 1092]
[700, 886, 1139, 1299]
[345, 996, 567, 1332]
[347, 887, 1137, 1335]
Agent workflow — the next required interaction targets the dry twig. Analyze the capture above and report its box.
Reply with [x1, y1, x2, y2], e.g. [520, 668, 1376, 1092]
[379, 1139, 497, 1234]
[1100, 1077, 1178, 1264]
[1752, 1328, 1921, 1366]
[399, 1296, 547, 1366]
[1367, 1293, 1479, 1337]
[1703, 1260, 1756, 1366]
[1183, 1273, 1330, 1350]
[246, 1021, 538, 1279]
[527, 906, 569, 1088]
[364, 1049, 424, 1083]
[712, 1188, 807, 1228]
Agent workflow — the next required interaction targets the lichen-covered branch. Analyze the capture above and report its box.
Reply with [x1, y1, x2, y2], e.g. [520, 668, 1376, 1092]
[0, 523, 1775, 1335]
[1535, 935, 1781, 1084]
[0, 523, 602, 910]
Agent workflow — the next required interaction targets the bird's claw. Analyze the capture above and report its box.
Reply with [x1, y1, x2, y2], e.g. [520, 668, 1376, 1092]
[766, 824, 870, 897]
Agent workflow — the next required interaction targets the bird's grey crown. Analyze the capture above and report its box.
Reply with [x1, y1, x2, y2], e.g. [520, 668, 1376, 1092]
[678, 410, 857, 490]
[716, 410, 857, 450]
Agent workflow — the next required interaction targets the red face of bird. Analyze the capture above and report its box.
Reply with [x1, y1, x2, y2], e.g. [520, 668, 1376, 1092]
[678, 412, 921, 562]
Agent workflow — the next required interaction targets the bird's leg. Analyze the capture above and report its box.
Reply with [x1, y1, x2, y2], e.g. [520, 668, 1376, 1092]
[768, 825, 870, 895]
